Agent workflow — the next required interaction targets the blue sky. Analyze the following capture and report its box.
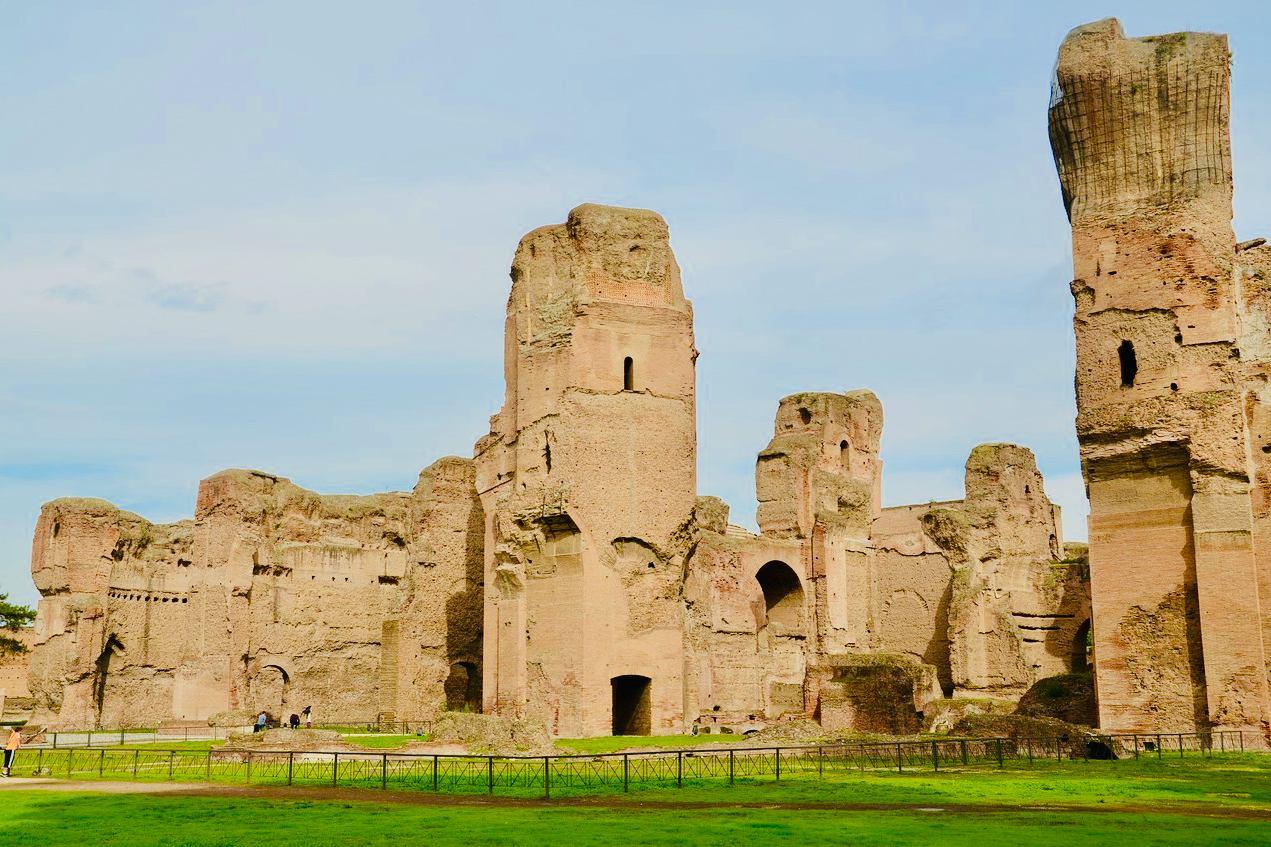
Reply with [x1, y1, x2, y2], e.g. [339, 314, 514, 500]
[4, 2, 1271, 605]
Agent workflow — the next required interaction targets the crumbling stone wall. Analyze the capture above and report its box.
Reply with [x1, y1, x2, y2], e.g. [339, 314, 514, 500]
[1050, 18, 1271, 737]
[26, 203, 1091, 736]
[871, 445, 1087, 701]
[27, 459, 482, 730]
[474, 204, 697, 737]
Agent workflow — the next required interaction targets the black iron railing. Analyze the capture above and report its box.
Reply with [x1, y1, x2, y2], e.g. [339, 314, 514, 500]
[8, 730, 1254, 798]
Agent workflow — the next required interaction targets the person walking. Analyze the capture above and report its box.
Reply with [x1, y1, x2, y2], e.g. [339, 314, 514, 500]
[3, 727, 21, 777]
[254, 711, 267, 733]
[302, 705, 312, 729]
[288, 713, 300, 729]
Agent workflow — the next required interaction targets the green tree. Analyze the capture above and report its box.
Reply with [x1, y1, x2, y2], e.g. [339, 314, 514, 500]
[0, 593, 35, 656]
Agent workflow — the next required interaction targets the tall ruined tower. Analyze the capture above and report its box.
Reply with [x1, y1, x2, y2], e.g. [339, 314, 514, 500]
[1050, 19, 1270, 737]
[474, 204, 697, 736]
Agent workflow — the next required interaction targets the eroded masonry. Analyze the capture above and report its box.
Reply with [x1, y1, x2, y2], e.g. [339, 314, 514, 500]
[1050, 19, 1271, 738]
[25, 202, 1088, 733]
[34, 16, 1270, 740]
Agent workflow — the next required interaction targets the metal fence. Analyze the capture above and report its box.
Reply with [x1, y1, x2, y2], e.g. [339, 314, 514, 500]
[24, 719, 434, 749]
[9, 730, 1252, 798]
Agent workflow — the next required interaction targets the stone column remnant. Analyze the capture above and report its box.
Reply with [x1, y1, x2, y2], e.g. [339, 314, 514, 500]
[1050, 18, 1271, 738]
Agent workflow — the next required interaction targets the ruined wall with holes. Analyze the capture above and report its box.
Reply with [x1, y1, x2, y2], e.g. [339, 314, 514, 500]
[28, 202, 1089, 735]
[1050, 18, 1271, 737]
[27, 458, 483, 730]
[473, 204, 698, 737]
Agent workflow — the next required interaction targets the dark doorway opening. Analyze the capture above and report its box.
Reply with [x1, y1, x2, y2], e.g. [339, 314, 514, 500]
[755, 560, 804, 630]
[1072, 619, 1092, 672]
[445, 661, 481, 711]
[623, 357, 634, 391]
[611, 674, 652, 735]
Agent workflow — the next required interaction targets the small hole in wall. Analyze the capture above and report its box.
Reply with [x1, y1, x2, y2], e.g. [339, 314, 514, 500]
[1175, 333, 1183, 343]
[647, 561, 655, 569]
[52, 520, 60, 538]
[712, 705, 720, 712]
[1118, 340, 1137, 387]
[1262, 445, 1271, 454]
[798, 408, 812, 425]
[1024, 485, 1030, 494]
[1170, 383, 1179, 391]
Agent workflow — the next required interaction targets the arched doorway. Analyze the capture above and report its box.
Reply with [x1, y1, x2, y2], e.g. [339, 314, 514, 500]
[249, 664, 290, 717]
[1071, 620, 1092, 671]
[611, 675, 651, 735]
[755, 561, 804, 630]
[444, 661, 481, 711]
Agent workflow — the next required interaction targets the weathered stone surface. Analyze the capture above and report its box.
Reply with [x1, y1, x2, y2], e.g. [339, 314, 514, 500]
[27, 459, 482, 730]
[1050, 18, 1271, 739]
[28, 203, 1088, 736]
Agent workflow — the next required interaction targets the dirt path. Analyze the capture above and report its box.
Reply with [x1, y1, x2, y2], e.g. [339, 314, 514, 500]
[2, 778, 1268, 821]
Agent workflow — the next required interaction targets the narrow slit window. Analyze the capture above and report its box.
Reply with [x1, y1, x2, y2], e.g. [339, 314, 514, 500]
[623, 356, 634, 391]
[1118, 340, 1137, 387]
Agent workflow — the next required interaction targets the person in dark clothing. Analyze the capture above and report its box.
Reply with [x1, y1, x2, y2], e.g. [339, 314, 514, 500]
[289, 713, 300, 729]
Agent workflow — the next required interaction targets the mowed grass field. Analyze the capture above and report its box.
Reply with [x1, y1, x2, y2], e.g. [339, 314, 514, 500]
[0, 755, 1267, 846]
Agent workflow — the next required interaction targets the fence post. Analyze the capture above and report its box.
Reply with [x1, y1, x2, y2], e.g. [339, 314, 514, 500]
[1178, 734, 1183, 759]
[1220, 732, 1225, 754]
[932, 741, 939, 771]
[168, 751, 174, 780]
[1240, 732, 1245, 753]
[67, 748, 73, 779]
[87, 731, 92, 748]
[487, 756, 493, 795]
[544, 756, 550, 799]
[623, 754, 629, 792]
[817, 746, 823, 778]
[1026, 738, 1033, 765]
[775, 748, 780, 781]
[896, 743, 902, 773]
[288, 752, 294, 786]
[1133, 735, 1139, 759]
[36, 748, 43, 776]
[432, 755, 438, 791]
[1156, 733, 1162, 759]
[205, 751, 211, 782]
[246, 752, 251, 784]
[677, 751, 683, 788]
[995, 738, 1003, 768]
[99, 748, 104, 776]
[381, 754, 387, 790]
[52, 733, 57, 750]
[729, 750, 734, 785]
[960, 739, 968, 766]
[120, 729, 125, 746]
[332, 753, 339, 787]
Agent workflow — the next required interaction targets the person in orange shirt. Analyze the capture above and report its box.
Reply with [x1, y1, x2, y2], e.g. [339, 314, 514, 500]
[2, 727, 21, 777]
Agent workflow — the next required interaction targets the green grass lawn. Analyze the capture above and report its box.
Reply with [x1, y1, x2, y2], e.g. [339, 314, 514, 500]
[103, 740, 226, 751]
[556, 734, 719, 754]
[0, 758, 1268, 847]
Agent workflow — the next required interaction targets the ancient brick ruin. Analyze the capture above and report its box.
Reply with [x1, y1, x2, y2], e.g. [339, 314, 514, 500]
[1050, 19, 1271, 740]
[35, 16, 1271, 741]
[24, 203, 1086, 733]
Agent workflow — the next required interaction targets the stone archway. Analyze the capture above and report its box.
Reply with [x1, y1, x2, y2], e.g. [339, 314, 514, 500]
[755, 560, 804, 631]
[248, 664, 290, 718]
[611, 675, 651, 735]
